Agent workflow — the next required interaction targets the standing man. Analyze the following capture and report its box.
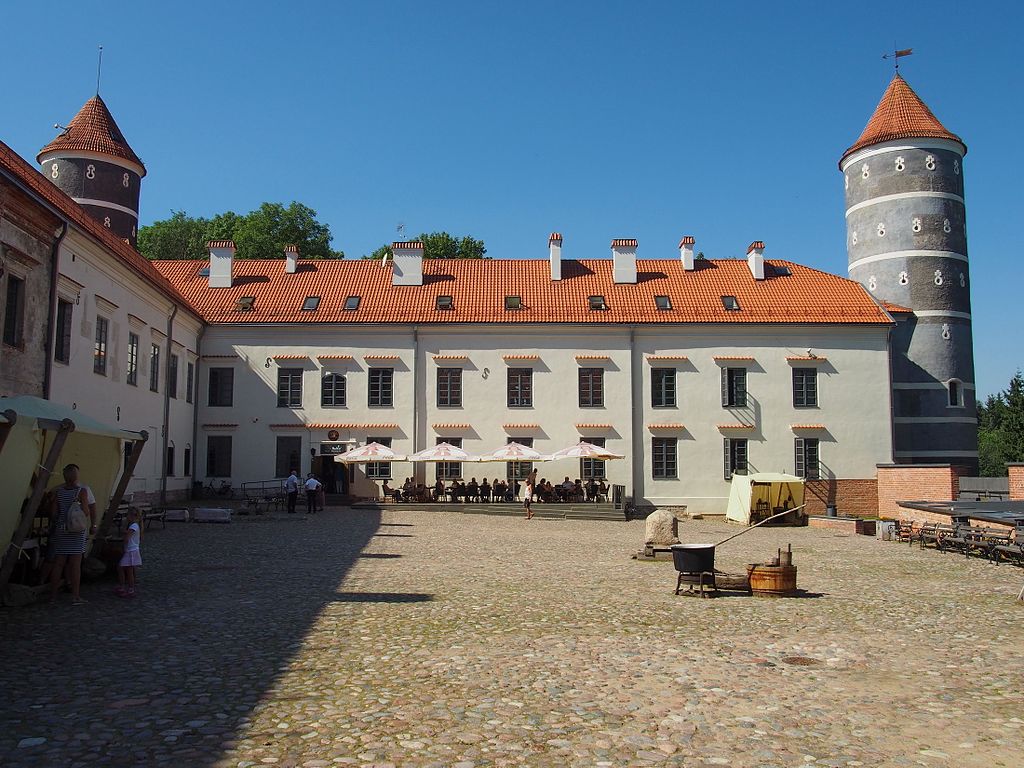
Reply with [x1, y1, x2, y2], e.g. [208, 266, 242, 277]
[285, 469, 300, 514]
[305, 473, 322, 514]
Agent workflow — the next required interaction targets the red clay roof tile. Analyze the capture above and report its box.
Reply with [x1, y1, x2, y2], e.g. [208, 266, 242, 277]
[37, 95, 145, 172]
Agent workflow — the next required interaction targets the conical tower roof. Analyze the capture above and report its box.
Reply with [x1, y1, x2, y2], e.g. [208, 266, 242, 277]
[840, 74, 964, 166]
[37, 94, 145, 175]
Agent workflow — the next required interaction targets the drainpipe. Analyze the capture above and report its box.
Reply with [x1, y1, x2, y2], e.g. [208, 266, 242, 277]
[190, 324, 205, 499]
[42, 223, 68, 400]
[629, 326, 643, 514]
[159, 303, 178, 506]
[412, 327, 420, 484]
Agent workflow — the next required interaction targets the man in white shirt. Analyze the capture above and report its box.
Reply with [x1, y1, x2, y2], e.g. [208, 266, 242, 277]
[285, 470, 300, 514]
[304, 473, 322, 514]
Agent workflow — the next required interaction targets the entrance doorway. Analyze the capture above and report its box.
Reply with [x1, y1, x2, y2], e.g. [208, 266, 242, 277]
[314, 456, 347, 495]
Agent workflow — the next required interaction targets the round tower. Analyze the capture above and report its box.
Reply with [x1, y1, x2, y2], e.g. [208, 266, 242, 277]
[840, 73, 976, 470]
[37, 94, 146, 247]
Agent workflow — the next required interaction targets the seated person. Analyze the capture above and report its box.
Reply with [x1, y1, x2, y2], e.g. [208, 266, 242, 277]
[559, 476, 574, 502]
[480, 478, 491, 502]
[573, 479, 585, 502]
[433, 479, 445, 501]
[493, 480, 507, 501]
[382, 480, 393, 501]
[401, 477, 414, 501]
[449, 481, 461, 502]
[467, 478, 480, 502]
[597, 479, 608, 502]
[585, 479, 599, 502]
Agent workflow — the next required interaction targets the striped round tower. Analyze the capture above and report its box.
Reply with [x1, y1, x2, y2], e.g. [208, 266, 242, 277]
[840, 74, 976, 470]
[37, 95, 146, 247]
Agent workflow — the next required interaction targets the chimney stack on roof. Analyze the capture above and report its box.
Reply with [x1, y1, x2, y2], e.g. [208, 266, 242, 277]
[679, 236, 696, 271]
[284, 244, 299, 274]
[611, 238, 638, 284]
[549, 233, 562, 281]
[391, 241, 424, 286]
[747, 240, 765, 281]
[207, 240, 236, 289]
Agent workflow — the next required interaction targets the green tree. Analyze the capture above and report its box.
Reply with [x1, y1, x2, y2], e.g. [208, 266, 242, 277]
[138, 202, 343, 260]
[363, 231, 487, 260]
[977, 370, 1024, 476]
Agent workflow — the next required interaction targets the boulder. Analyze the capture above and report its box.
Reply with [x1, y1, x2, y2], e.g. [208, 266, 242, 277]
[645, 508, 680, 546]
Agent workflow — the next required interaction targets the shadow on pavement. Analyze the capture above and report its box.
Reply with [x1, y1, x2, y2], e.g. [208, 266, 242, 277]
[332, 591, 433, 603]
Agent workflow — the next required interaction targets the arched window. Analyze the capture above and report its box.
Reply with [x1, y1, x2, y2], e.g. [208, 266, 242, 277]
[947, 379, 963, 408]
[321, 372, 347, 408]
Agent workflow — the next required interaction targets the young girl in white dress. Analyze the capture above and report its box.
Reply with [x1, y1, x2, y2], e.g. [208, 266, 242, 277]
[116, 508, 142, 598]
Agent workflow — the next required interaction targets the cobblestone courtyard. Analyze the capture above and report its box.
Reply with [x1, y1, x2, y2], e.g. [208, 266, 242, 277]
[2, 508, 1022, 767]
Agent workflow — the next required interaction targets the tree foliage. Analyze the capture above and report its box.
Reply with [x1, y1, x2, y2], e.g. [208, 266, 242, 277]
[363, 231, 487, 261]
[138, 203, 343, 260]
[977, 370, 1024, 476]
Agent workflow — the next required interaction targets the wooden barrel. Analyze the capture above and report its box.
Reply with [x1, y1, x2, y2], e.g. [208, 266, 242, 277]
[748, 564, 797, 597]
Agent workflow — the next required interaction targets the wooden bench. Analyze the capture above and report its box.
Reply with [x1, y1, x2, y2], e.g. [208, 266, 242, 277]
[895, 520, 915, 543]
[992, 535, 1024, 565]
[142, 505, 167, 530]
[939, 525, 1012, 558]
[916, 523, 954, 549]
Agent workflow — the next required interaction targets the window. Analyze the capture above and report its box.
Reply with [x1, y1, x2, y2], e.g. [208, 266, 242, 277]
[150, 343, 160, 392]
[507, 436, 534, 481]
[436, 295, 453, 310]
[206, 435, 232, 477]
[3, 275, 24, 347]
[772, 265, 792, 276]
[721, 367, 747, 408]
[183, 445, 192, 477]
[581, 437, 607, 480]
[321, 372, 347, 407]
[588, 295, 607, 311]
[344, 295, 361, 311]
[437, 368, 462, 407]
[276, 436, 302, 478]
[365, 436, 392, 479]
[654, 295, 672, 310]
[579, 368, 604, 408]
[368, 368, 394, 407]
[166, 445, 175, 477]
[793, 368, 817, 408]
[505, 295, 522, 310]
[724, 438, 748, 480]
[301, 296, 320, 312]
[169, 354, 179, 399]
[186, 361, 195, 403]
[94, 316, 109, 375]
[794, 438, 820, 480]
[54, 299, 73, 363]
[436, 437, 462, 481]
[236, 296, 255, 312]
[721, 295, 740, 311]
[507, 368, 533, 408]
[652, 438, 678, 479]
[948, 380, 963, 408]
[208, 367, 234, 407]
[652, 368, 676, 408]
[277, 368, 303, 408]
[126, 333, 139, 386]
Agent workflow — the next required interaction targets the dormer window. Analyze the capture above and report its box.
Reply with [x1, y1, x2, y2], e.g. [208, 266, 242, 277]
[505, 295, 522, 310]
[436, 295, 454, 310]
[721, 295, 740, 311]
[236, 296, 255, 312]
[198, 266, 210, 277]
[301, 296, 321, 312]
[588, 295, 607, 311]
[654, 295, 672, 310]
[344, 295, 361, 311]
[772, 265, 792, 276]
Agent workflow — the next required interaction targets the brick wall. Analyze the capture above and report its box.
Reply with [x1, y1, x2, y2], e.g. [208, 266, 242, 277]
[1009, 464, 1024, 501]
[803, 478, 878, 518]
[876, 464, 969, 523]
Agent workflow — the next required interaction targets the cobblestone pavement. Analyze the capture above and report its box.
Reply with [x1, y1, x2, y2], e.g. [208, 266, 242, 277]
[2, 508, 1022, 768]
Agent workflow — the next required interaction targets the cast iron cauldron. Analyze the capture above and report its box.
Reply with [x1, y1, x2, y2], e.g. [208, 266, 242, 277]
[671, 543, 716, 574]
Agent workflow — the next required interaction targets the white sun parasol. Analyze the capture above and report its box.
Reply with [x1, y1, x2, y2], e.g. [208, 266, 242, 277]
[545, 441, 624, 461]
[407, 441, 476, 462]
[334, 442, 407, 463]
[473, 441, 546, 462]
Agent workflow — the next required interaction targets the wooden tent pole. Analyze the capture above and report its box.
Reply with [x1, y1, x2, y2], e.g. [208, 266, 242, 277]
[0, 409, 16, 457]
[0, 418, 75, 595]
[97, 431, 148, 539]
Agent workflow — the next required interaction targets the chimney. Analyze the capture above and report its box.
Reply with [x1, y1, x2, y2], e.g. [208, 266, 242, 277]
[747, 240, 765, 280]
[679, 236, 695, 271]
[284, 244, 299, 273]
[391, 241, 424, 286]
[549, 233, 562, 280]
[611, 238, 637, 284]
[207, 240, 236, 289]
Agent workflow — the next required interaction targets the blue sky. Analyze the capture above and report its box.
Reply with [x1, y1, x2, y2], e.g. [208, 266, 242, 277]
[3, 1, 1021, 396]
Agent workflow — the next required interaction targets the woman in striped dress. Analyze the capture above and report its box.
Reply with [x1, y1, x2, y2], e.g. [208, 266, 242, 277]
[48, 464, 96, 605]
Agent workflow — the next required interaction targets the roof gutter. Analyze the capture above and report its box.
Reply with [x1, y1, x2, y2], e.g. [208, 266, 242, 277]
[159, 303, 178, 506]
[42, 220, 68, 398]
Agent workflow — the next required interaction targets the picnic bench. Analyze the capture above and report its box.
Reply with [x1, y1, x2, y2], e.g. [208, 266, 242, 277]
[938, 525, 1012, 559]
[992, 534, 1024, 565]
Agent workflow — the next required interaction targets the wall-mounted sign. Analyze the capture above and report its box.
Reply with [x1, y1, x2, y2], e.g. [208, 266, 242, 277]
[319, 442, 347, 455]
[327, 430, 340, 441]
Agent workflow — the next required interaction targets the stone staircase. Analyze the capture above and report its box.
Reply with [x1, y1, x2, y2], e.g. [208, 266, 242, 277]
[349, 500, 627, 522]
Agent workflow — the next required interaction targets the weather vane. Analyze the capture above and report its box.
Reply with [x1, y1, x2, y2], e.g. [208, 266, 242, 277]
[95, 45, 104, 95]
[882, 44, 912, 73]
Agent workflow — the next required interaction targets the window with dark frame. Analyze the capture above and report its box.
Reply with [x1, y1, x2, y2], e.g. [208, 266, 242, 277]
[344, 295, 361, 311]
[236, 296, 255, 312]
[275, 436, 302, 478]
[794, 437, 820, 479]
[301, 296, 321, 311]
[166, 445, 175, 477]
[183, 446, 192, 477]
[437, 367, 462, 407]
[652, 368, 676, 408]
[654, 295, 672, 310]
[149, 343, 160, 392]
[436, 295, 453, 310]
[93, 316, 108, 375]
[581, 437, 607, 480]
[365, 436, 392, 479]
[321, 372, 347, 407]
[277, 368, 303, 408]
[579, 367, 604, 408]
[436, 436, 463, 481]
[793, 367, 818, 408]
[721, 367, 747, 407]
[588, 295, 607, 311]
[724, 438, 748, 480]
[186, 361, 195, 403]
[2, 275, 25, 347]
[507, 368, 532, 408]
[206, 435, 232, 477]
[208, 367, 234, 407]
[652, 437, 677, 479]
[54, 298, 73, 363]
[504, 295, 522, 310]
[169, 354, 179, 399]
[948, 380, 962, 407]
[368, 367, 394, 407]
[126, 332, 139, 386]
[507, 436, 534, 481]
[721, 295, 740, 311]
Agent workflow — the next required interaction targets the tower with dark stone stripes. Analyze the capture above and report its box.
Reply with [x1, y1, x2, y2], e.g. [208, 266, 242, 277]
[37, 95, 146, 247]
[840, 74, 977, 469]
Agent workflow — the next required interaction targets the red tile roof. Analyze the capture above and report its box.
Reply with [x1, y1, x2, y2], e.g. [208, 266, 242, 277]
[549, 233, 563, 243]
[747, 241, 765, 253]
[717, 423, 755, 430]
[646, 355, 689, 361]
[679, 236, 695, 246]
[841, 74, 964, 166]
[786, 355, 828, 362]
[791, 424, 826, 430]
[881, 300, 913, 314]
[36, 95, 145, 172]
[648, 424, 686, 430]
[207, 240, 236, 249]
[150, 258, 891, 326]
[611, 238, 638, 248]
[393, 241, 423, 250]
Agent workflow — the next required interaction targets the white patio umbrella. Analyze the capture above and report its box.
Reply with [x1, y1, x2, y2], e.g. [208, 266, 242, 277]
[544, 441, 625, 461]
[333, 442, 407, 463]
[407, 441, 476, 462]
[473, 441, 546, 462]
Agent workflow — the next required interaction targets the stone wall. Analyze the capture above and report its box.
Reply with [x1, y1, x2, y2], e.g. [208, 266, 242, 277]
[803, 478, 878, 518]
[876, 463, 968, 522]
[1009, 464, 1024, 501]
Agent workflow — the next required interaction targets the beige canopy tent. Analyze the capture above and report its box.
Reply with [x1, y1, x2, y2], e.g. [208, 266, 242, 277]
[725, 472, 806, 526]
[0, 396, 147, 594]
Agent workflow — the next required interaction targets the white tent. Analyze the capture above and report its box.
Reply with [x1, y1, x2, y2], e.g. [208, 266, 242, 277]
[725, 472, 805, 526]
